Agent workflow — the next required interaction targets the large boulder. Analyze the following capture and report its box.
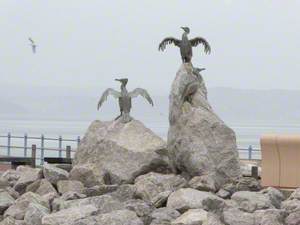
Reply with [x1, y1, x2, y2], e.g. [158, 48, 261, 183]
[167, 63, 241, 187]
[43, 164, 69, 185]
[24, 203, 50, 225]
[13, 167, 43, 194]
[149, 207, 181, 225]
[171, 209, 208, 225]
[73, 119, 169, 184]
[0, 191, 15, 214]
[223, 208, 255, 225]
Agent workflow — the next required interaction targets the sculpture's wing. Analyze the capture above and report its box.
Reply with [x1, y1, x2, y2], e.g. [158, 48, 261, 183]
[158, 37, 181, 51]
[97, 88, 121, 110]
[29, 38, 35, 44]
[189, 37, 211, 54]
[129, 88, 154, 106]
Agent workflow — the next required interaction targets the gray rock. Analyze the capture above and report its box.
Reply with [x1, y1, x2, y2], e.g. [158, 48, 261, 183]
[167, 63, 240, 187]
[73, 119, 169, 184]
[125, 199, 153, 224]
[285, 210, 300, 225]
[4, 192, 49, 220]
[72, 209, 143, 225]
[43, 164, 69, 185]
[149, 207, 180, 225]
[57, 180, 84, 194]
[167, 188, 223, 213]
[203, 213, 225, 225]
[171, 209, 208, 225]
[254, 209, 286, 225]
[0, 178, 10, 189]
[223, 208, 255, 225]
[235, 177, 261, 191]
[3, 187, 19, 200]
[216, 189, 231, 199]
[0, 217, 26, 225]
[289, 188, 300, 200]
[231, 191, 274, 213]
[61, 191, 87, 201]
[0, 191, 15, 214]
[57, 195, 124, 214]
[41, 205, 98, 225]
[69, 165, 101, 188]
[24, 203, 50, 225]
[1, 170, 20, 187]
[188, 175, 217, 192]
[26, 179, 57, 196]
[13, 167, 43, 194]
[134, 172, 186, 204]
[260, 187, 285, 208]
[151, 191, 172, 208]
[281, 199, 300, 213]
[82, 185, 118, 197]
[110, 184, 137, 202]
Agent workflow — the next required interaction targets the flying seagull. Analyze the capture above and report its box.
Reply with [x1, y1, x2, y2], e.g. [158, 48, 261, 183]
[97, 78, 154, 123]
[29, 37, 37, 53]
[159, 27, 211, 63]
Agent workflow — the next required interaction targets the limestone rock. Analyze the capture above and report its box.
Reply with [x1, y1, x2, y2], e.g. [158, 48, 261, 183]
[289, 188, 300, 200]
[82, 185, 118, 197]
[223, 208, 255, 225]
[171, 209, 208, 225]
[69, 165, 101, 188]
[0, 191, 15, 214]
[0, 217, 26, 225]
[41, 205, 98, 225]
[110, 184, 137, 202]
[24, 203, 50, 225]
[216, 189, 231, 199]
[285, 210, 300, 225]
[72, 209, 143, 225]
[125, 199, 153, 224]
[188, 175, 217, 192]
[73, 119, 169, 184]
[1, 170, 20, 187]
[235, 177, 261, 191]
[167, 188, 222, 213]
[167, 63, 240, 187]
[43, 164, 69, 185]
[254, 209, 286, 225]
[4, 192, 49, 220]
[26, 179, 57, 196]
[149, 207, 180, 225]
[231, 191, 274, 213]
[61, 191, 86, 201]
[57, 180, 84, 194]
[260, 187, 285, 208]
[134, 172, 186, 204]
[281, 199, 300, 213]
[13, 167, 43, 194]
[0, 178, 10, 189]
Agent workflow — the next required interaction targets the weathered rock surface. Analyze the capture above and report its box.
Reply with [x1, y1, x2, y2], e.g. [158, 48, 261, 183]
[285, 210, 300, 225]
[110, 184, 137, 202]
[167, 63, 241, 187]
[69, 165, 101, 188]
[231, 191, 274, 212]
[13, 167, 43, 194]
[0, 191, 15, 214]
[73, 120, 169, 185]
[223, 207, 255, 225]
[26, 179, 57, 196]
[24, 203, 50, 225]
[171, 208, 208, 225]
[82, 185, 118, 197]
[260, 187, 285, 209]
[149, 207, 181, 225]
[57, 180, 84, 194]
[72, 209, 143, 225]
[1, 170, 20, 187]
[124, 199, 153, 224]
[282, 199, 300, 213]
[0, 217, 26, 225]
[254, 209, 286, 225]
[43, 164, 69, 185]
[167, 188, 223, 213]
[4, 192, 49, 220]
[134, 172, 186, 204]
[188, 175, 217, 192]
[41, 205, 98, 225]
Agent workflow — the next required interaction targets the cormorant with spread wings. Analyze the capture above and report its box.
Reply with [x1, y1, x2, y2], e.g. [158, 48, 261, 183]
[158, 27, 211, 63]
[97, 78, 154, 123]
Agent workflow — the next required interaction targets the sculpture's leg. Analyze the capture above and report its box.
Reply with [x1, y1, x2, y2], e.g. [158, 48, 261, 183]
[121, 112, 132, 123]
[114, 114, 122, 121]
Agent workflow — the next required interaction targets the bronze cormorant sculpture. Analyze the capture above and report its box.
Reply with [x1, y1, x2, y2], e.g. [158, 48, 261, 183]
[97, 78, 154, 123]
[29, 38, 37, 54]
[158, 27, 211, 63]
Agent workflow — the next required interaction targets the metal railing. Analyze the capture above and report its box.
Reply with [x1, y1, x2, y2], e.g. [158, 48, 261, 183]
[0, 133, 80, 165]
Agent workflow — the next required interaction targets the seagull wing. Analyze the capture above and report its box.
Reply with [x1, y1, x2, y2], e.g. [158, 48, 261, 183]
[129, 88, 154, 106]
[189, 37, 211, 54]
[97, 88, 121, 110]
[158, 37, 181, 51]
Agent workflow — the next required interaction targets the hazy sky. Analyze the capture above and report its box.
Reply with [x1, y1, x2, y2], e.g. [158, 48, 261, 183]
[1, 1, 300, 95]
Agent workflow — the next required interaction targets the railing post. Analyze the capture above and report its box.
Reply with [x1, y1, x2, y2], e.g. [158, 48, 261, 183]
[31, 144, 36, 168]
[7, 132, 11, 156]
[248, 145, 253, 160]
[41, 134, 44, 165]
[77, 136, 80, 148]
[24, 133, 28, 157]
[58, 136, 62, 158]
[251, 166, 258, 179]
[66, 145, 71, 159]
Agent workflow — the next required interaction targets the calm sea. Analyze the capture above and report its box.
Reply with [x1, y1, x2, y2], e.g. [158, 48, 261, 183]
[1, 118, 300, 161]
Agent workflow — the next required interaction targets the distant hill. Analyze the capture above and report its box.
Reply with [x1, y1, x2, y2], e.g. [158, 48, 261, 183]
[0, 85, 300, 124]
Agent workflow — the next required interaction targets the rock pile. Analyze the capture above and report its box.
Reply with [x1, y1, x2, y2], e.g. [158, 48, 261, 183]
[0, 164, 298, 225]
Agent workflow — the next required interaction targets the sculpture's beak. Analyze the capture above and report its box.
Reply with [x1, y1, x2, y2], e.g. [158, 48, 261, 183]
[115, 79, 121, 82]
[181, 27, 185, 31]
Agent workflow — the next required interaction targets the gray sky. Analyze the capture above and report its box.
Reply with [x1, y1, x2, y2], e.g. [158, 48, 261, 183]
[1, 0, 300, 95]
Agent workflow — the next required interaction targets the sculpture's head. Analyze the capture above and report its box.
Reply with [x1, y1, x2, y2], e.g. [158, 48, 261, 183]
[115, 78, 128, 86]
[181, 27, 190, 34]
